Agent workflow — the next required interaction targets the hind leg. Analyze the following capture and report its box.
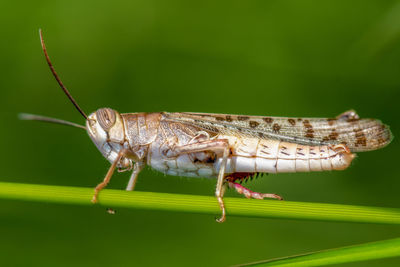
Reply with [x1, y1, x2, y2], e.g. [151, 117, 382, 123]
[228, 181, 283, 200]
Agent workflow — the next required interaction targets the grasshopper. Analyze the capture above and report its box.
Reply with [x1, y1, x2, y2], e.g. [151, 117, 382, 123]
[22, 30, 393, 222]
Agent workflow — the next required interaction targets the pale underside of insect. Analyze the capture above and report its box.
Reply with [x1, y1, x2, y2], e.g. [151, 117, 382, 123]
[23, 30, 393, 223]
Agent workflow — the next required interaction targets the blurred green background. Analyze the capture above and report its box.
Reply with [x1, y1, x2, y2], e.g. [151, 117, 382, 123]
[1, 0, 400, 266]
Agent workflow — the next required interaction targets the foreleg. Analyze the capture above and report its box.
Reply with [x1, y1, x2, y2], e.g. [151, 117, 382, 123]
[92, 149, 128, 203]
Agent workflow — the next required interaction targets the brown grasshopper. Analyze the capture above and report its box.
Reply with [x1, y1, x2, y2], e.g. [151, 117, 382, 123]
[22, 30, 392, 222]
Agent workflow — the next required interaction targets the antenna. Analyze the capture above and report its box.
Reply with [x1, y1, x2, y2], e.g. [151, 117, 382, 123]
[19, 113, 86, 129]
[39, 29, 88, 120]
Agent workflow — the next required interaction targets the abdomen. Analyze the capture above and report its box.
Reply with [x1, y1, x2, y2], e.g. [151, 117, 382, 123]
[215, 136, 355, 174]
[148, 134, 355, 178]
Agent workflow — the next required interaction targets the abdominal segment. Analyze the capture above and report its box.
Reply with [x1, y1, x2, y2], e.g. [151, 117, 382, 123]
[215, 137, 355, 174]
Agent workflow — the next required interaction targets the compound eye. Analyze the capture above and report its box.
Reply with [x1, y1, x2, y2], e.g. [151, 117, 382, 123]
[96, 108, 116, 130]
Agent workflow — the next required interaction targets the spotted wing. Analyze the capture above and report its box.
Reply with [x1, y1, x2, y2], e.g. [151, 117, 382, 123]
[163, 110, 392, 152]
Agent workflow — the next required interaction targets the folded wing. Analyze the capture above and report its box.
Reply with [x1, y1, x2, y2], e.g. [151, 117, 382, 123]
[164, 110, 392, 152]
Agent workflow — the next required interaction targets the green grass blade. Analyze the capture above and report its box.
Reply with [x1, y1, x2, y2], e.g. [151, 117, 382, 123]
[241, 237, 400, 266]
[0, 181, 400, 224]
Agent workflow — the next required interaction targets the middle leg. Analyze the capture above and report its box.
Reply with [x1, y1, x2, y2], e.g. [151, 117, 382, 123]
[126, 161, 145, 191]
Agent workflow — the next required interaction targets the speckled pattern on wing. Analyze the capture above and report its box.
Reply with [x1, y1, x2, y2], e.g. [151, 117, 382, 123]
[164, 110, 392, 152]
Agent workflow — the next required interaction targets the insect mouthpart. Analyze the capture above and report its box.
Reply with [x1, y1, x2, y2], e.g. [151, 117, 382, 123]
[86, 111, 108, 144]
